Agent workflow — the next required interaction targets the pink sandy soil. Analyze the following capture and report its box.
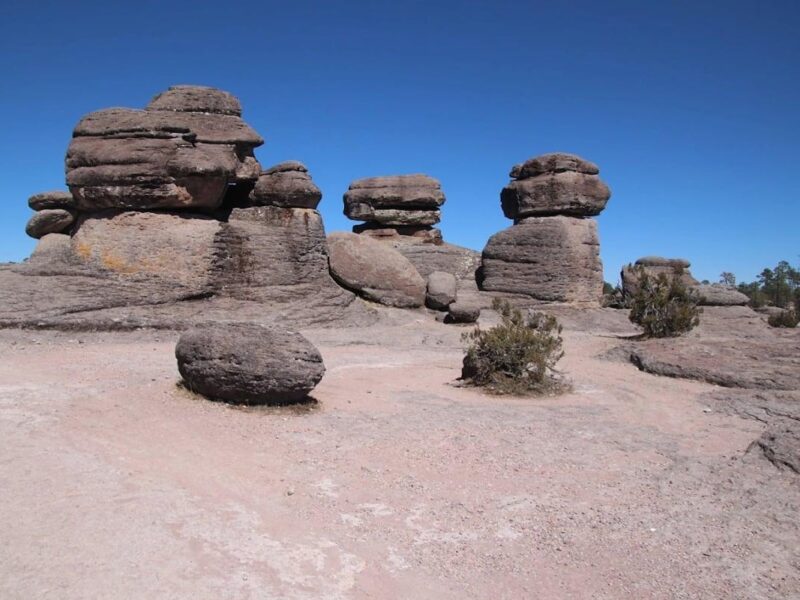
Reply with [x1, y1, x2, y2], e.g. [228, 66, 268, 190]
[0, 310, 797, 599]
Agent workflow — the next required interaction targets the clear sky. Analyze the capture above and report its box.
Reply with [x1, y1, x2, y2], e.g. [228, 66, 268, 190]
[1, 0, 797, 284]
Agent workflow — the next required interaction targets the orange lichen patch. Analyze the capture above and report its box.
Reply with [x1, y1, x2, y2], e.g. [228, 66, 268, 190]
[74, 241, 92, 260]
[100, 251, 138, 274]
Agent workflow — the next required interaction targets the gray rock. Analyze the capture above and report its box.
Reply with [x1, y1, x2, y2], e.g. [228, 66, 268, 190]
[327, 232, 426, 308]
[621, 257, 699, 299]
[446, 302, 480, 323]
[694, 284, 749, 306]
[426, 271, 457, 310]
[25, 209, 75, 238]
[28, 191, 76, 211]
[636, 256, 691, 269]
[250, 161, 322, 209]
[176, 323, 325, 405]
[344, 174, 445, 227]
[480, 216, 603, 305]
[501, 171, 610, 219]
[352, 223, 443, 244]
[510, 153, 600, 179]
[146, 85, 243, 116]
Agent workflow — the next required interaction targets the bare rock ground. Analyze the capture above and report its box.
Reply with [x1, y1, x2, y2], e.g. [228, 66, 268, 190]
[0, 308, 798, 599]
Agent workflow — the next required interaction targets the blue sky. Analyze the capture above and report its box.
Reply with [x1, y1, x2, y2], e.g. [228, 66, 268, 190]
[1, 0, 797, 283]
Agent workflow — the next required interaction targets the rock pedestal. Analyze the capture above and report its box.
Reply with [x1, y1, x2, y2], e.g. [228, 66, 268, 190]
[481, 153, 610, 305]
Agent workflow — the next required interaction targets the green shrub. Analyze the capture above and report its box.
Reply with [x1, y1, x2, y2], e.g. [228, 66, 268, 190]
[768, 309, 799, 328]
[461, 299, 566, 395]
[629, 267, 701, 337]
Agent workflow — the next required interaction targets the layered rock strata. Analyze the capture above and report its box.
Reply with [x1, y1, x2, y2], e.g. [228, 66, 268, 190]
[481, 153, 610, 305]
[344, 174, 445, 241]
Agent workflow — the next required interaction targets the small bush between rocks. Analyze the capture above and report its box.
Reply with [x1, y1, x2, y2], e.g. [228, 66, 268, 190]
[629, 267, 701, 337]
[768, 309, 799, 328]
[461, 299, 566, 395]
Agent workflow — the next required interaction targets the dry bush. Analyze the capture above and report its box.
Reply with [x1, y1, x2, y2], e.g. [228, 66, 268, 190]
[461, 299, 566, 395]
[768, 309, 799, 328]
[629, 266, 701, 337]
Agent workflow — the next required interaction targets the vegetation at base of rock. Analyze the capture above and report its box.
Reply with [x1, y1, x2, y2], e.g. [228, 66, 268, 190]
[461, 298, 566, 395]
[628, 267, 701, 337]
[768, 309, 799, 329]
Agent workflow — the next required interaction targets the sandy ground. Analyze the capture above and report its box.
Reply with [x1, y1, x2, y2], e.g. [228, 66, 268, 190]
[0, 310, 798, 599]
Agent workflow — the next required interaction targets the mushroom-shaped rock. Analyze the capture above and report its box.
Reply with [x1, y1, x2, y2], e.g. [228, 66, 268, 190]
[344, 174, 445, 226]
[25, 209, 75, 238]
[501, 152, 610, 220]
[426, 271, 457, 310]
[175, 323, 325, 405]
[66, 85, 263, 212]
[250, 161, 322, 208]
[327, 232, 426, 307]
[28, 191, 76, 211]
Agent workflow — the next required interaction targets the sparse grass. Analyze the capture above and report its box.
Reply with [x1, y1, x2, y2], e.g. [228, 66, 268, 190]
[461, 298, 568, 396]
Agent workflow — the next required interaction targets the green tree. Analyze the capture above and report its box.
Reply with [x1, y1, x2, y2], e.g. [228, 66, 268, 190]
[719, 272, 736, 287]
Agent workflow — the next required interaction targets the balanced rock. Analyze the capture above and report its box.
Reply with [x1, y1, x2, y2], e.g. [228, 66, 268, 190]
[501, 152, 610, 220]
[249, 161, 322, 208]
[28, 191, 76, 211]
[344, 174, 445, 240]
[25, 209, 75, 238]
[481, 216, 603, 304]
[426, 271, 457, 310]
[327, 232, 426, 308]
[176, 323, 325, 405]
[66, 85, 263, 212]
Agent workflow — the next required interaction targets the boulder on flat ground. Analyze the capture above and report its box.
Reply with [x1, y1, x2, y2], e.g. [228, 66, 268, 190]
[249, 161, 322, 209]
[176, 323, 325, 405]
[694, 283, 750, 306]
[621, 256, 698, 299]
[426, 271, 457, 310]
[66, 85, 263, 212]
[25, 209, 75, 238]
[28, 191, 76, 211]
[327, 232, 425, 308]
[446, 302, 480, 323]
[480, 216, 603, 304]
[501, 153, 610, 220]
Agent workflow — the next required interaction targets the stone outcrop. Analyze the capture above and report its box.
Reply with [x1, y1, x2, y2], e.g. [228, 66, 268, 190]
[501, 153, 610, 220]
[327, 232, 426, 308]
[426, 271, 457, 310]
[694, 283, 749, 306]
[8, 85, 375, 331]
[249, 161, 322, 209]
[176, 323, 325, 405]
[621, 257, 697, 299]
[65, 85, 263, 212]
[480, 153, 609, 305]
[344, 174, 445, 241]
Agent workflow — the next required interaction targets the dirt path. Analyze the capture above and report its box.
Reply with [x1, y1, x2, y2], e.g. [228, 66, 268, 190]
[0, 314, 797, 599]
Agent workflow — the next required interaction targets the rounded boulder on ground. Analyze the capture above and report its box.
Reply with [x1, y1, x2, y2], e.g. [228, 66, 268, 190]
[426, 271, 457, 310]
[327, 232, 425, 308]
[175, 323, 325, 405]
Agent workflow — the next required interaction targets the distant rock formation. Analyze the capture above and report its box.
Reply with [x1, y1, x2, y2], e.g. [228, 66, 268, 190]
[9, 85, 373, 330]
[621, 257, 749, 306]
[480, 153, 610, 305]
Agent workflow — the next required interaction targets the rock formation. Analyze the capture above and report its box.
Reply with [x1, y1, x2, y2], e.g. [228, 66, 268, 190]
[327, 232, 426, 308]
[481, 153, 610, 305]
[7, 85, 373, 330]
[344, 174, 445, 243]
[425, 271, 457, 310]
[175, 323, 325, 405]
[621, 257, 749, 306]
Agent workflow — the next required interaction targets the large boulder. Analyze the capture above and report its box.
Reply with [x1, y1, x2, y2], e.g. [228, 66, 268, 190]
[501, 153, 610, 220]
[175, 323, 325, 405]
[694, 283, 750, 306]
[65, 85, 263, 212]
[426, 271, 457, 310]
[249, 161, 322, 209]
[25, 209, 75, 238]
[28, 191, 76, 211]
[480, 216, 603, 304]
[327, 232, 426, 307]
